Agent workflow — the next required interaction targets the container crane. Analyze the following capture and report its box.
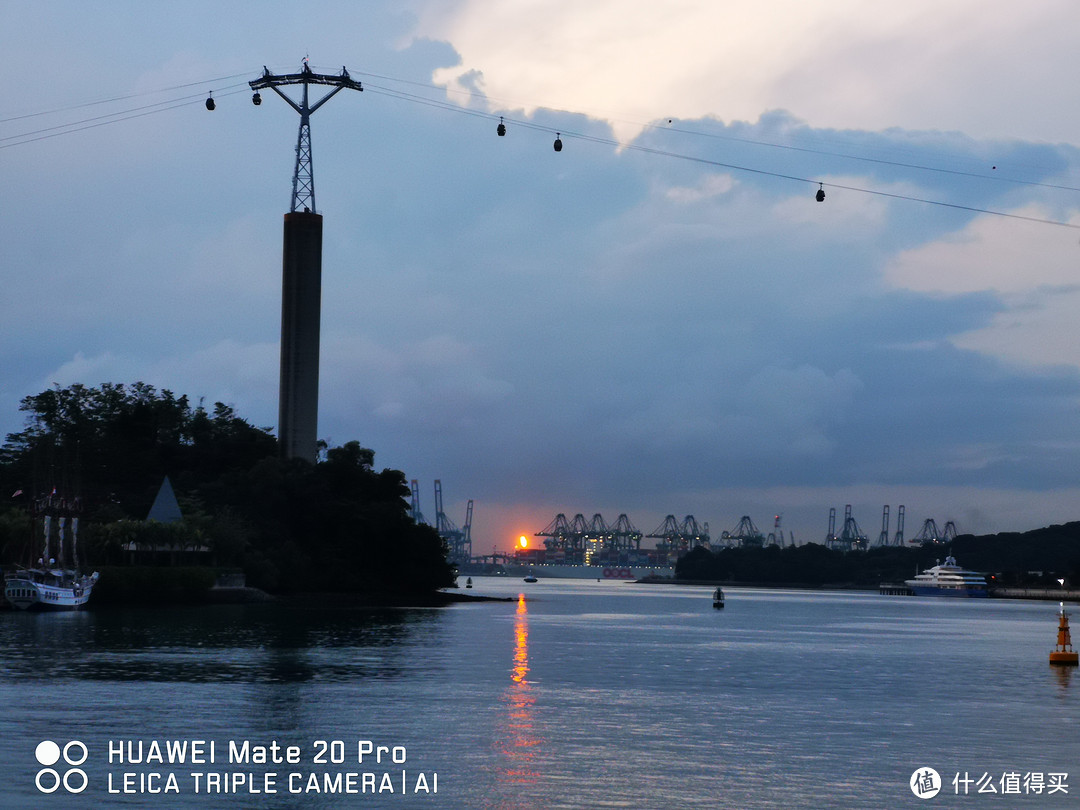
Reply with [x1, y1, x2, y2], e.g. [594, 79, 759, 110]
[893, 505, 906, 546]
[410, 479, 427, 526]
[434, 480, 472, 564]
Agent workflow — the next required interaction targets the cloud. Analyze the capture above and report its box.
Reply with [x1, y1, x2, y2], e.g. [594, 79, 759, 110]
[885, 207, 1080, 370]
[318, 332, 516, 446]
[665, 173, 735, 203]
[953, 290, 1080, 370]
[416, 0, 1080, 141]
[885, 207, 1080, 295]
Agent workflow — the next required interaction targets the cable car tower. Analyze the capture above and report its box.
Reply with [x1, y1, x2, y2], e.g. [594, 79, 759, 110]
[250, 61, 363, 214]
[249, 61, 363, 461]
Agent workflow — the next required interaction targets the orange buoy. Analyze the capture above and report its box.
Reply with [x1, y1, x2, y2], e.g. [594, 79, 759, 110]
[1050, 603, 1079, 666]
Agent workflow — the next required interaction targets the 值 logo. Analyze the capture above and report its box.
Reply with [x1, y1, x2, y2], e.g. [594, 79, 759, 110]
[911, 767, 941, 799]
[35, 740, 88, 794]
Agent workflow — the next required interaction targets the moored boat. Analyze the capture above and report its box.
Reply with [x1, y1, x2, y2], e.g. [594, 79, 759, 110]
[3, 493, 99, 611]
[905, 555, 987, 597]
[5, 566, 98, 610]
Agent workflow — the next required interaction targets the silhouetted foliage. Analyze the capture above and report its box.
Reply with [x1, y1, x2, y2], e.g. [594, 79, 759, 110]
[0, 383, 454, 598]
[677, 528, 1080, 587]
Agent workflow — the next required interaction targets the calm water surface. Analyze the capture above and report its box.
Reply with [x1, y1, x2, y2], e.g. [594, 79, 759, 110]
[0, 577, 1077, 808]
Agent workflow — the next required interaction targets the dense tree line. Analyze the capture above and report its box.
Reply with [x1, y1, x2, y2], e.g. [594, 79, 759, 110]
[0, 383, 454, 597]
[950, 525, 1080, 582]
[676, 527, 1080, 587]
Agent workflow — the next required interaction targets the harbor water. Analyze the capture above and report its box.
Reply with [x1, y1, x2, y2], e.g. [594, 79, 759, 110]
[1, 577, 1077, 808]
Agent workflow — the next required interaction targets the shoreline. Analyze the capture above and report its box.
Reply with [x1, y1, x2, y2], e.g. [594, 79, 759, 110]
[0, 585, 513, 612]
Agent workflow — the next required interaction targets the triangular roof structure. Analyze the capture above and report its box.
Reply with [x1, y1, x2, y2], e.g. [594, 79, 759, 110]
[147, 475, 183, 523]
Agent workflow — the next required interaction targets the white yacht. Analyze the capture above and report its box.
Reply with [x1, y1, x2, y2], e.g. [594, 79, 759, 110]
[905, 555, 988, 597]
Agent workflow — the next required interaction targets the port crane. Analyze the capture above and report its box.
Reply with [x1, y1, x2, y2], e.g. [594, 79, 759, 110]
[910, 518, 941, 544]
[410, 479, 427, 526]
[876, 505, 890, 547]
[826, 505, 868, 551]
[723, 515, 764, 548]
[766, 515, 786, 548]
[647, 515, 710, 555]
[434, 480, 472, 564]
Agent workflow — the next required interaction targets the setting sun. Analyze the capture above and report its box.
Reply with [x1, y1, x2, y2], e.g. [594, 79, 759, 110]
[518, 535, 529, 549]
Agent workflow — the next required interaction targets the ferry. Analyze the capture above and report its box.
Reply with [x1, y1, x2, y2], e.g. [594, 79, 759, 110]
[905, 556, 988, 597]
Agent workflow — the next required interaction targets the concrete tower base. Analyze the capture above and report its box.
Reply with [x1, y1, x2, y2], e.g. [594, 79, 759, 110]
[278, 211, 323, 462]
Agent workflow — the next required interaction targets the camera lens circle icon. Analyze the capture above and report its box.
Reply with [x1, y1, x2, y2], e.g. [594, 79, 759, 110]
[63, 740, 88, 766]
[35, 740, 61, 766]
[35, 768, 61, 794]
[64, 768, 88, 793]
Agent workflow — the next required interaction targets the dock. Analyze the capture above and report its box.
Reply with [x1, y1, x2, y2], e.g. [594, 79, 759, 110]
[878, 582, 1080, 601]
[878, 583, 914, 596]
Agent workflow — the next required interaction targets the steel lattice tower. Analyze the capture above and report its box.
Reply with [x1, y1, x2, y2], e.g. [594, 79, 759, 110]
[249, 62, 363, 461]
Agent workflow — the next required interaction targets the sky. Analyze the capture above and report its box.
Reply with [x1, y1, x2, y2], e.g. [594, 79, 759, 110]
[4, 1, 1080, 552]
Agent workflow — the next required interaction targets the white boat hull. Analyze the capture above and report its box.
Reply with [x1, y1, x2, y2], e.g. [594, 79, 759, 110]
[5, 572, 98, 611]
[904, 555, 987, 598]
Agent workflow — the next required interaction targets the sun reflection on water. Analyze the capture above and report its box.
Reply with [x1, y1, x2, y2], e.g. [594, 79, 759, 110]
[494, 593, 543, 793]
[512, 593, 529, 684]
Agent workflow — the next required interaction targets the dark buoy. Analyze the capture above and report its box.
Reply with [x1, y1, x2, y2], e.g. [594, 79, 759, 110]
[553, 133, 563, 152]
[497, 116, 506, 136]
[205, 93, 215, 111]
[252, 91, 262, 106]
[815, 183, 825, 202]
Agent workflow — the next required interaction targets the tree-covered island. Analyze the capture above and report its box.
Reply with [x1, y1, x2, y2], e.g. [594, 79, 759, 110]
[0, 383, 455, 604]
[676, 526, 1080, 588]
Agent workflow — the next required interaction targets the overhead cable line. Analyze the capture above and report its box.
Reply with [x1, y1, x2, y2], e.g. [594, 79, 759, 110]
[0, 72, 255, 125]
[0, 85, 250, 149]
[356, 70, 1080, 197]
[5, 66, 1080, 229]
[362, 84, 1080, 231]
[652, 121, 1080, 195]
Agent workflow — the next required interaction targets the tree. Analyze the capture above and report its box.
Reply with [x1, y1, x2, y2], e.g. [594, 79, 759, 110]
[0, 384, 455, 598]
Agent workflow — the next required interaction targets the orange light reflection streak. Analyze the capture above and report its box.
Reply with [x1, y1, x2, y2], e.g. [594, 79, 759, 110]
[495, 592, 542, 787]
[512, 593, 529, 683]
